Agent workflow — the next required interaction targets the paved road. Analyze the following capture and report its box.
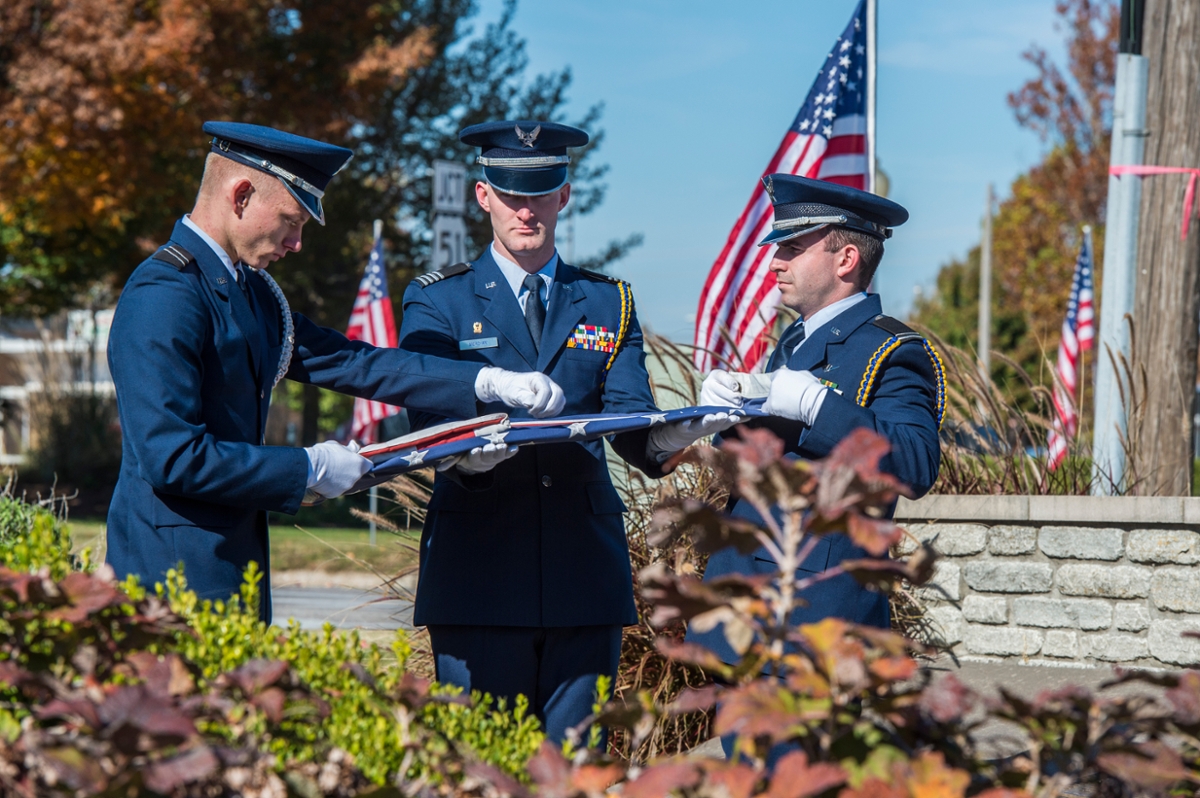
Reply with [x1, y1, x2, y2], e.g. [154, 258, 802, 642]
[272, 586, 413, 630]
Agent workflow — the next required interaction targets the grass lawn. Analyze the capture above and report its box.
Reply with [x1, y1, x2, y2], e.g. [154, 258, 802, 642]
[65, 518, 418, 575]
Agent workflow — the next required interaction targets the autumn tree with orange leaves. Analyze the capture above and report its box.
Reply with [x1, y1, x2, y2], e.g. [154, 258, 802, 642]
[913, 0, 1117, 407]
[0, 0, 435, 314]
[0, 0, 632, 320]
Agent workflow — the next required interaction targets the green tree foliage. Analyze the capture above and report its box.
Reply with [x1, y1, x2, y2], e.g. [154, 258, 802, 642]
[912, 246, 1028, 357]
[911, 0, 1116, 404]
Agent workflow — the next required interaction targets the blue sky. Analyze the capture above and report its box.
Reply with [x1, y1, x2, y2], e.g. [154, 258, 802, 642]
[475, 0, 1066, 340]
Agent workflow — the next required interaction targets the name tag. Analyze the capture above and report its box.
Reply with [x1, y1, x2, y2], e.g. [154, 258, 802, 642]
[459, 337, 498, 351]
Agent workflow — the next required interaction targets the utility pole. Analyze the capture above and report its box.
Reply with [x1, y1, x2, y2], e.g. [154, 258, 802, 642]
[978, 184, 994, 380]
[1131, 0, 1200, 495]
[1093, 0, 1149, 494]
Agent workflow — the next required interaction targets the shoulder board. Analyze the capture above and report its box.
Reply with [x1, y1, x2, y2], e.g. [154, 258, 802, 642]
[413, 262, 471, 288]
[871, 314, 923, 342]
[151, 243, 195, 271]
[577, 268, 624, 285]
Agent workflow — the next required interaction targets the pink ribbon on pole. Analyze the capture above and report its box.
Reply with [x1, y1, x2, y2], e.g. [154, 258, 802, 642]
[1109, 165, 1200, 241]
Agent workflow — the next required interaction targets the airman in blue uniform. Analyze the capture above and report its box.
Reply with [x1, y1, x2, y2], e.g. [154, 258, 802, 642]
[399, 120, 731, 742]
[688, 175, 945, 665]
[106, 122, 565, 622]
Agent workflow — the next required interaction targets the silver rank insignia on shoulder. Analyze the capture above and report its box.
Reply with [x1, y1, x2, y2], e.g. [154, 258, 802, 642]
[473, 322, 483, 333]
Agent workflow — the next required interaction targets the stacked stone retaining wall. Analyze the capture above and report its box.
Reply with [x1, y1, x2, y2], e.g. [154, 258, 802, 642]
[893, 495, 1200, 668]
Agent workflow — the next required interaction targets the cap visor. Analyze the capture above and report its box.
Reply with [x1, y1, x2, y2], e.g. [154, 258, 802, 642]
[483, 165, 568, 197]
[283, 182, 325, 226]
[758, 223, 830, 247]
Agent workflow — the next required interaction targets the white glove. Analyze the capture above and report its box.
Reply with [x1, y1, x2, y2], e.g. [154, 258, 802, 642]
[305, 440, 372, 500]
[646, 413, 740, 463]
[700, 370, 744, 407]
[762, 368, 828, 425]
[436, 442, 519, 475]
[475, 367, 565, 418]
[699, 370, 774, 407]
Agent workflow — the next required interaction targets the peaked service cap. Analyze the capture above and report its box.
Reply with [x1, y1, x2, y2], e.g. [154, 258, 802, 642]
[202, 121, 354, 226]
[459, 120, 588, 196]
[758, 174, 909, 246]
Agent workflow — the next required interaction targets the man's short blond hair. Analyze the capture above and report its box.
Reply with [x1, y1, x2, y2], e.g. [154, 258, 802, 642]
[197, 152, 285, 204]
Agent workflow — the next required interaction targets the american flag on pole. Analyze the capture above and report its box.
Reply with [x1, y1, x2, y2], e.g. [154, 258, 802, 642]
[1047, 228, 1096, 469]
[346, 223, 399, 444]
[693, 0, 872, 372]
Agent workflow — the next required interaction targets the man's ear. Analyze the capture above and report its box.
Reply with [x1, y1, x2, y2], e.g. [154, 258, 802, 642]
[557, 183, 572, 212]
[835, 244, 861, 281]
[231, 178, 255, 219]
[475, 181, 491, 213]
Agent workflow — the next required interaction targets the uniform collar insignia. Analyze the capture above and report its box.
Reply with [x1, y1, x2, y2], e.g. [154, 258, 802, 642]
[515, 124, 541, 148]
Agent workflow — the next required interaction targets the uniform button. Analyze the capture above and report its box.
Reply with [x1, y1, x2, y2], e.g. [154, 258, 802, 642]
[541, 475, 552, 487]
[260, 389, 265, 399]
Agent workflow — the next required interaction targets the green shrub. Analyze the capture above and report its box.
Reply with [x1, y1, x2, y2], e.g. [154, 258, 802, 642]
[0, 492, 543, 794]
[0, 493, 87, 578]
[164, 565, 543, 784]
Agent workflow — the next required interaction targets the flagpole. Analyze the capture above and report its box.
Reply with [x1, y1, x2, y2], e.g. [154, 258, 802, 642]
[1078, 226, 1093, 448]
[979, 184, 994, 383]
[369, 219, 383, 547]
[866, 0, 877, 194]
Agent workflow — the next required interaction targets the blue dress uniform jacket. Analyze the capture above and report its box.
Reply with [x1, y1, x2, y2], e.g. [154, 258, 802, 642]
[688, 294, 944, 662]
[106, 219, 485, 619]
[399, 249, 664, 629]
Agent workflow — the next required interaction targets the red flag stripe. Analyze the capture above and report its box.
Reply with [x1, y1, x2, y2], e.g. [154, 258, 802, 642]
[347, 233, 400, 444]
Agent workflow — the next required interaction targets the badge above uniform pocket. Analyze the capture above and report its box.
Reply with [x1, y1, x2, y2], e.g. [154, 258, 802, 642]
[566, 324, 616, 353]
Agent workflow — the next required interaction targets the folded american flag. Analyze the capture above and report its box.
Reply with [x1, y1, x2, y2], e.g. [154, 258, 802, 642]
[349, 402, 768, 492]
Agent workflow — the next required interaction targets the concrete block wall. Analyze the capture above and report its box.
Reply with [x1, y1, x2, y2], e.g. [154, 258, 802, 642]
[894, 495, 1200, 668]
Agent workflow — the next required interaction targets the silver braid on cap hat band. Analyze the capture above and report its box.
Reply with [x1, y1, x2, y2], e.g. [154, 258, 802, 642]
[253, 268, 295, 388]
[476, 155, 570, 167]
[772, 214, 849, 231]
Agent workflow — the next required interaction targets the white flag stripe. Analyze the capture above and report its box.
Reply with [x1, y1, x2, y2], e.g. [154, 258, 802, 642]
[830, 114, 867, 136]
[817, 154, 869, 178]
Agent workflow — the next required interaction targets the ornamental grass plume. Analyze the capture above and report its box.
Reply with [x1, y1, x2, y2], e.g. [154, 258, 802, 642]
[919, 325, 1148, 497]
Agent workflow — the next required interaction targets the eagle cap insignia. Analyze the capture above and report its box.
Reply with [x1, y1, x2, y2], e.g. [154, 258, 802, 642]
[515, 124, 541, 148]
[763, 174, 776, 203]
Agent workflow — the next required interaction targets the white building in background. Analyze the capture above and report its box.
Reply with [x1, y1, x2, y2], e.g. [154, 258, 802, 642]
[0, 309, 114, 465]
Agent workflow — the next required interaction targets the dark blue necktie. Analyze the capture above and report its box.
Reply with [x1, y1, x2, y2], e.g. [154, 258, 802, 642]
[523, 273, 545, 351]
[765, 321, 806, 372]
[235, 267, 254, 316]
